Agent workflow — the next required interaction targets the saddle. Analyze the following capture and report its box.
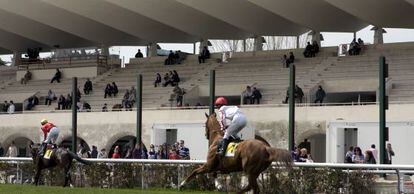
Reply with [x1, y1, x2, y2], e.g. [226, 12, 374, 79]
[218, 136, 243, 158]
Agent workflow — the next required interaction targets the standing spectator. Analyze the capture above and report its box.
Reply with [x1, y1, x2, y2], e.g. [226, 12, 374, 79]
[298, 148, 313, 162]
[178, 140, 190, 160]
[50, 68, 62, 83]
[111, 82, 118, 97]
[7, 101, 15, 114]
[57, 94, 66, 110]
[154, 73, 162, 87]
[165, 50, 175, 65]
[295, 85, 304, 103]
[385, 143, 395, 164]
[283, 88, 290, 104]
[83, 78, 93, 95]
[104, 83, 113, 98]
[282, 55, 288, 68]
[148, 144, 157, 159]
[304, 42, 313, 58]
[368, 144, 379, 163]
[314, 85, 326, 104]
[45, 90, 55, 106]
[157, 144, 168, 159]
[135, 49, 143, 58]
[252, 87, 262, 104]
[27, 96, 35, 110]
[98, 148, 107, 158]
[163, 72, 173, 87]
[102, 103, 108, 112]
[65, 93, 72, 109]
[288, 52, 295, 64]
[364, 150, 376, 164]
[90, 146, 98, 158]
[172, 70, 180, 86]
[198, 46, 210, 64]
[345, 146, 354, 163]
[76, 87, 82, 102]
[242, 86, 253, 104]
[352, 147, 364, 163]
[173, 85, 185, 107]
[311, 41, 319, 57]
[21, 70, 32, 85]
[2, 101, 9, 113]
[6, 141, 18, 157]
[168, 148, 180, 160]
[132, 143, 142, 159]
[0, 146, 4, 157]
[112, 146, 121, 159]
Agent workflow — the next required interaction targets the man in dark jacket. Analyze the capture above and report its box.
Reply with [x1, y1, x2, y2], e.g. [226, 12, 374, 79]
[252, 87, 262, 104]
[314, 85, 326, 104]
[295, 85, 304, 103]
[84, 78, 93, 95]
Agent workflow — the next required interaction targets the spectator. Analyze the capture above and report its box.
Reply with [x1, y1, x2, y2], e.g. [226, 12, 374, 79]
[83, 102, 91, 112]
[98, 148, 107, 158]
[348, 38, 361, 56]
[76, 87, 82, 102]
[135, 49, 143, 58]
[243, 86, 253, 104]
[304, 42, 313, 58]
[154, 73, 162, 87]
[345, 146, 354, 163]
[282, 55, 288, 68]
[148, 144, 157, 159]
[33, 95, 39, 106]
[165, 50, 175, 65]
[7, 101, 15, 114]
[298, 148, 313, 163]
[83, 78, 93, 95]
[352, 147, 364, 163]
[178, 140, 190, 160]
[364, 150, 376, 164]
[112, 146, 121, 159]
[298, 139, 311, 154]
[173, 85, 185, 107]
[283, 88, 290, 104]
[157, 144, 168, 159]
[21, 70, 32, 85]
[295, 85, 304, 103]
[0, 146, 4, 157]
[385, 143, 395, 164]
[104, 83, 113, 98]
[130, 86, 136, 105]
[6, 141, 18, 157]
[163, 72, 173, 87]
[122, 90, 131, 110]
[132, 143, 142, 159]
[27, 96, 35, 110]
[102, 103, 108, 112]
[124, 146, 132, 159]
[50, 68, 62, 83]
[288, 52, 295, 65]
[168, 148, 180, 160]
[314, 85, 326, 104]
[65, 93, 72, 109]
[368, 144, 378, 162]
[2, 101, 9, 113]
[175, 50, 186, 64]
[57, 94, 66, 110]
[252, 87, 262, 104]
[91, 145, 98, 158]
[311, 41, 319, 57]
[45, 90, 56, 106]
[111, 82, 118, 97]
[291, 147, 300, 162]
[198, 46, 210, 64]
[172, 70, 180, 86]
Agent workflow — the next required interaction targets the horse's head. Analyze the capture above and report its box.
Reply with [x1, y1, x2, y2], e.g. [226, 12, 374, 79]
[204, 112, 222, 141]
[29, 144, 40, 161]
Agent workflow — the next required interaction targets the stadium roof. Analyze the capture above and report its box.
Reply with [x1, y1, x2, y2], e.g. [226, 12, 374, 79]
[0, 0, 412, 54]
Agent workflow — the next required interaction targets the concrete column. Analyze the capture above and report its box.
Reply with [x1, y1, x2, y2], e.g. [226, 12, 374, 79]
[148, 43, 158, 57]
[253, 36, 264, 51]
[11, 51, 22, 67]
[296, 36, 300, 48]
[199, 39, 209, 53]
[100, 45, 110, 56]
[243, 39, 246, 52]
[193, 43, 196, 54]
[372, 26, 386, 44]
[310, 30, 321, 45]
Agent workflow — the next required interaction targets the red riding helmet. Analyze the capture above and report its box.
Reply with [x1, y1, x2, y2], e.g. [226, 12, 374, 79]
[215, 97, 228, 107]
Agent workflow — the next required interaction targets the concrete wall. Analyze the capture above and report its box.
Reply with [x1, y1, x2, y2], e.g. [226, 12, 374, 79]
[0, 104, 414, 162]
[16, 66, 99, 81]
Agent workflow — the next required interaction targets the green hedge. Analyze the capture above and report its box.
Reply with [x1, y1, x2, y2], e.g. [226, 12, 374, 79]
[0, 162, 375, 193]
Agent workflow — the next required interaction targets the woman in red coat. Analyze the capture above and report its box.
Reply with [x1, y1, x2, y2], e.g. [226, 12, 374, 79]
[112, 146, 121, 159]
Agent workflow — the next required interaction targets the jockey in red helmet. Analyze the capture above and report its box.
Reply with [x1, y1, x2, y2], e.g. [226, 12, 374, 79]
[215, 97, 247, 157]
[39, 119, 60, 156]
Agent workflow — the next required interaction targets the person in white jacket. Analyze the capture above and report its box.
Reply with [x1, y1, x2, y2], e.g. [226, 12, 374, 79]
[215, 97, 247, 157]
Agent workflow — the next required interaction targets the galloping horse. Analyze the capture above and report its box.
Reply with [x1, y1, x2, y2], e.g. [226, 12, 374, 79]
[30, 145, 91, 187]
[180, 113, 292, 194]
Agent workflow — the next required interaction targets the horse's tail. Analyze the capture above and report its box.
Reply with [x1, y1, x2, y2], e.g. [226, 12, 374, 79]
[266, 147, 293, 168]
[68, 151, 92, 165]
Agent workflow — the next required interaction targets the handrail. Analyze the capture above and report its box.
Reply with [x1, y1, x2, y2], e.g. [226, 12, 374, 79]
[17, 55, 108, 70]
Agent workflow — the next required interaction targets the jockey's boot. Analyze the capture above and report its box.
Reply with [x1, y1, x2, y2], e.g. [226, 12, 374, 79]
[217, 138, 230, 157]
[38, 143, 47, 156]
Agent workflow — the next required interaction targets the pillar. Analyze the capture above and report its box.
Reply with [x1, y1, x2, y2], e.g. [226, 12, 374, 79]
[372, 26, 386, 44]
[310, 30, 321, 45]
[11, 51, 22, 67]
[243, 39, 246, 52]
[199, 39, 209, 53]
[100, 45, 110, 56]
[253, 36, 264, 51]
[296, 36, 300, 49]
[147, 43, 158, 57]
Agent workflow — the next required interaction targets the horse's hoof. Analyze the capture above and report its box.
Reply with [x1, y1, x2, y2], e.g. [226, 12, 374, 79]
[179, 180, 186, 188]
[69, 184, 74, 188]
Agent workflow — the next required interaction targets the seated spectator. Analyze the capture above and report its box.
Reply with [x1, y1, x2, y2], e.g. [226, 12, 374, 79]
[65, 93, 72, 109]
[57, 94, 66, 110]
[154, 73, 162, 87]
[45, 90, 56, 106]
[77, 101, 84, 112]
[168, 148, 180, 160]
[172, 70, 180, 86]
[122, 90, 131, 110]
[174, 50, 186, 64]
[111, 82, 118, 97]
[83, 102, 91, 112]
[198, 46, 210, 64]
[295, 85, 304, 103]
[303, 42, 313, 58]
[314, 85, 326, 104]
[102, 103, 108, 112]
[242, 86, 253, 104]
[173, 85, 185, 107]
[2, 101, 9, 113]
[252, 87, 262, 104]
[33, 95, 39, 106]
[364, 150, 376, 164]
[311, 41, 319, 56]
[26, 96, 34, 110]
[352, 147, 364, 163]
[7, 101, 15, 114]
[83, 78, 93, 95]
[130, 86, 136, 105]
[112, 104, 122, 111]
[178, 140, 190, 160]
[165, 50, 175, 65]
[104, 83, 113, 98]
[163, 72, 173, 87]
[21, 70, 32, 85]
[50, 68, 62, 83]
[135, 49, 143, 58]
[348, 38, 361, 56]
[288, 52, 295, 65]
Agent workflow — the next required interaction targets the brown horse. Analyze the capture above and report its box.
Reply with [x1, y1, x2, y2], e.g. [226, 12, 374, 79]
[180, 113, 292, 194]
[30, 145, 91, 187]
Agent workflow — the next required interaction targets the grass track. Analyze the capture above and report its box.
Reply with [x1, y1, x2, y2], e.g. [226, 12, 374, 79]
[0, 184, 222, 194]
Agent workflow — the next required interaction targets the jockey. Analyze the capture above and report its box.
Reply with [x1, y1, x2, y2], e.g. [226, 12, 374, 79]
[215, 97, 247, 157]
[39, 119, 60, 156]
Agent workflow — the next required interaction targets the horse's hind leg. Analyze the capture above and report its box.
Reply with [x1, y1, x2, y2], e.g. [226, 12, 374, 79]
[179, 164, 209, 187]
[63, 163, 72, 187]
[237, 174, 259, 194]
[34, 168, 41, 186]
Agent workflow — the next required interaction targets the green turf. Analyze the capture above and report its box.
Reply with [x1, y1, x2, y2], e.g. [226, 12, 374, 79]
[0, 184, 222, 194]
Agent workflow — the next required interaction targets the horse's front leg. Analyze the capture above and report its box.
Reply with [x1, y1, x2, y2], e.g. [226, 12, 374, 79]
[33, 168, 41, 186]
[179, 164, 210, 188]
[63, 163, 72, 187]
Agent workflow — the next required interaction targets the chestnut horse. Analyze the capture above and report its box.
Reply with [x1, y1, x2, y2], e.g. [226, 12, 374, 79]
[180, 113, 292, 194]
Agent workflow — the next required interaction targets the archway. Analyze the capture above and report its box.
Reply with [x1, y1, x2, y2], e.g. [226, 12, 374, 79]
[3, 137, 34, 157]
[297, 134, 326, 163]
[60, 137, 90, 155]
[108, 135, 136, 158]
